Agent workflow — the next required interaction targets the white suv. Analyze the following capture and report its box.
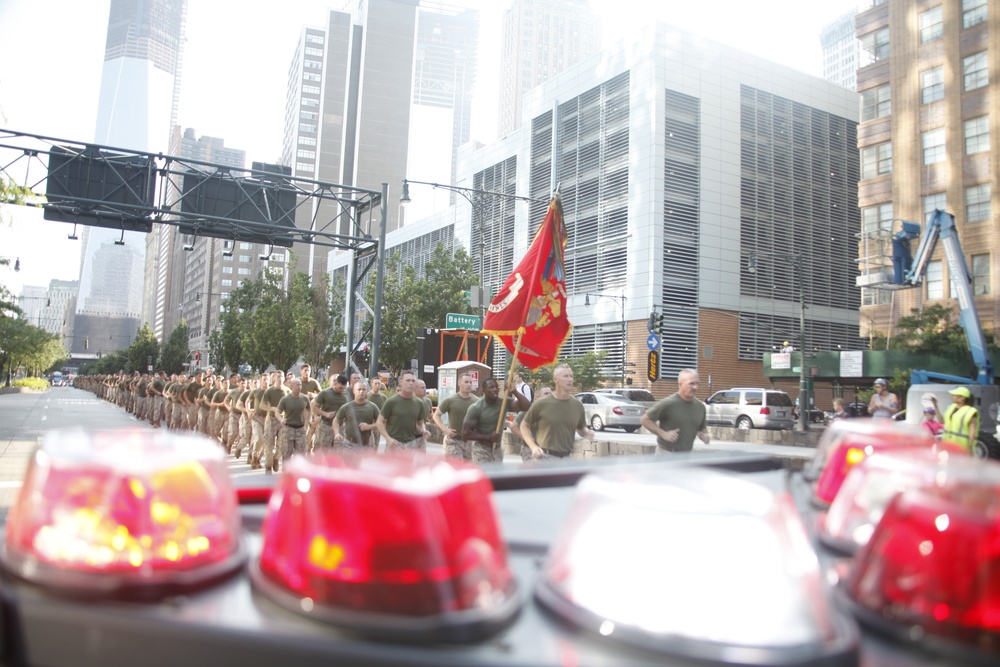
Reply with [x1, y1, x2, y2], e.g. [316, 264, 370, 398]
[705, 388, 795, 430]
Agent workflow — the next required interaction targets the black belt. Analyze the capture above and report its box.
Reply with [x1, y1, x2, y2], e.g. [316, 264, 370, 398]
[286, 424, 305, 429]
[543, 449, 570, 458]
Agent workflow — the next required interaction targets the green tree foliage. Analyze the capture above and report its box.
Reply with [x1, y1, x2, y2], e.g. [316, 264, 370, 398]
[127, 323, 160, 373]
[366, 252, 418, 375]
[300, 271, 346, 370]
[160, 320, 190, 375]
[79, 351, 128, 376]
[0, 317, 59, 384]
[413, 243, 478, 328]
[888, 304, 978, 358]
[520, 351, 609, 392]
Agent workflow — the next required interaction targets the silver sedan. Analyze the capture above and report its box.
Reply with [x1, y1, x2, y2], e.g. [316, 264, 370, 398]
[576, 392, 644, 432]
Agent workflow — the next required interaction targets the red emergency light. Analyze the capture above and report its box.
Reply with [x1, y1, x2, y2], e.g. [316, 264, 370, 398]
[0, 430, 244, 597]
[806, 420, 963, 506]
[844, 457, 1000, 652]
[251, 451, 519, 642]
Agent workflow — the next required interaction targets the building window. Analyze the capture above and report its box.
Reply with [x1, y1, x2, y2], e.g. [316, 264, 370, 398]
[299, 110, 317, 120]
[298, 123, 316, 133]
[221, 279, 232, 287]
[222, 266, 233, 274]
[861, 142, 892, 179]
[973, 254, 991, 295]
[301, 98, 319, 107]
[239, 242, 252, 250]
[964, 52, 988, 91]
[238, 255, 250, 262]
[860, 27, 889, 63]
[237, 268, 251, 276]
[964, 116, 990, 154]
[306, 34, 324, 44]
[305, 47, 323, 57]
[296, 162, 312, 172]
[966, 183, 991, 222]
[304, 60, 322, 69]
[923, 193, 947, 223]
[927, 260, 944, 299]
[298, 136, 316, 146]
[302, 85, 320, 95]
[296, 149, 315, 159]
[921, 67, 944, 104]
[862, 287, 892, 306]
[303, 72, 321, 82]
[919, 6, 943, 43]
[862, 203, 894, 234]
[922, 128, 945, 164]
[963, 0, 988, 28]
[861, 84, 891, 121]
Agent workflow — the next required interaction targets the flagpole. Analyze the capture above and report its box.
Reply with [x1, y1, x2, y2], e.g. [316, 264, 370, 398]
[494, 329, 526, 434]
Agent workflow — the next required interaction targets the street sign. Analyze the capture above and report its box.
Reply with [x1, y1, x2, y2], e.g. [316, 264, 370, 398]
[647, 350, 659, 382]
[646, 332, 660, 351]
[445, 313, 481, 330]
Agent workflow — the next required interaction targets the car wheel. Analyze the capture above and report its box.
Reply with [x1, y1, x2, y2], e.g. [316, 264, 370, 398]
[591, 415, 604, 432]
[973, 433, 1000, 460]
[623, 426, 638, 433]
[736, 416, 753, 430]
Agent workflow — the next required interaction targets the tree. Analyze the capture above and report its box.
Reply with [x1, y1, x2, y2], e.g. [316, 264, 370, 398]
[413, 243, 478, 328]
[246, 268, 306, 373]
[160, 320, 190, 375]
[521, 351, 608, 392]
[79, 351, 128, 376]
[300, 271, 346, 370]
[127, 323, 160, 373]
[888, 304, 973, 358]
[366, 252, 419, 375]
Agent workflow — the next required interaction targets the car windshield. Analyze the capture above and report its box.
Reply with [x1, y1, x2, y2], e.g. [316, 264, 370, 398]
[625, 390, 655, 402]
[767, 393, 794, 407]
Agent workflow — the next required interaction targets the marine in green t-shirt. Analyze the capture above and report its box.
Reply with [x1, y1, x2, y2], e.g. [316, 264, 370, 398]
[377, 372, 428, 445]
[639, 370, 709, 453]
[314, 375, 349, 424]
[277, 393, 311, 427]
[334, 396, 381, 446]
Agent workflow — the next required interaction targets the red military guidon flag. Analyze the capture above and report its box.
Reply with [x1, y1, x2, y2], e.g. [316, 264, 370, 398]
[481, 194, 571, 369]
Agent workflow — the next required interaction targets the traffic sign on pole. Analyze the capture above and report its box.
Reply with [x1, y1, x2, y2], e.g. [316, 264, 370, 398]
[445, 313, 481, 330]
[647, 332, 660, 351]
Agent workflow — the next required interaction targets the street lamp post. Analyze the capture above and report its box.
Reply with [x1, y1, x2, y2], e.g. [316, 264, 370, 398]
[748, 251, 810, 432]
[585, 291, 627, 388]
[400, 179, 545, 321]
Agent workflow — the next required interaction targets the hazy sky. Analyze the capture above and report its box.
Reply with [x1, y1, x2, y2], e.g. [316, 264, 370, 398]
[0, 0, 860, 296]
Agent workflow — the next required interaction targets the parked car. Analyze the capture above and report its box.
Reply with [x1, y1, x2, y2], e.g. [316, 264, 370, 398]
[576, 392, 644, 432]
[704, 387, 795, 430]
[593, 388, 656, 410]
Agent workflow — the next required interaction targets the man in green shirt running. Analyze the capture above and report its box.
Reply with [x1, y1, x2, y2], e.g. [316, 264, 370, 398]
[521, 364, 593, 459]
[277, 378, 312, 460]
[313, 374, 349, 449]
[333, 381, 381, 449]
[433, 373, 479, 461]
[463, 377, 530, 463]
[640, 368, 710, 454]
[377, 370, 429, 451]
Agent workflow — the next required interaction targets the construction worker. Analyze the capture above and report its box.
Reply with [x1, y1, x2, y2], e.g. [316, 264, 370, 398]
[942, 386, 979, 454]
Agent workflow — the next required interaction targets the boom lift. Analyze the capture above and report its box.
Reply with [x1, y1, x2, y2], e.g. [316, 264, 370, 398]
[888, 209, 1000, 458]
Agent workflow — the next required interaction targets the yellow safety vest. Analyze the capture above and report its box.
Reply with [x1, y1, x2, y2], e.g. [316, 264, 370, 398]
[942, 404, 977, 453]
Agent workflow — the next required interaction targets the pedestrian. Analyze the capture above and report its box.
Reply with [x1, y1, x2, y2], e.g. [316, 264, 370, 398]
[513, 371, 533, 402]
[463, 377, 529, 463]
[224, 374, 243, 452]
[247, 373, 270, 469]
[347, 372, 364, 399]
[510, 385, 552, 461]
[432, 373, 478, 460]
[868, 378, 900, 419]
[313, 374, 349, 449]
[332, 380, 381, 450]
[942, 386, 979, 454]
[920, 406, 944, 437]
[368, 378, 387, 409]
[830, 397, 849, 421]
[299, 363, 322, 450]
[518, 364, 590, 459]
[639, 368, 710, 454]
[183, 370, 202, 432]
[148, 371, 166, 428]
[261, 370, 287, 473]
[276, 377, 311, 461]
[234, 376, 254, 459]
[376, 370, 430, 451]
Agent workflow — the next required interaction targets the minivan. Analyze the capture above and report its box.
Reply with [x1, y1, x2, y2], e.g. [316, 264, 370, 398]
[704, 388, 794, 430]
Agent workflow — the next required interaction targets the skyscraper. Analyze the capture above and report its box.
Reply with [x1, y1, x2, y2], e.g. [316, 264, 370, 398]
[71, 0, 187, 354]
[497, 0, 600, 138]
[820, 9, 861, 90]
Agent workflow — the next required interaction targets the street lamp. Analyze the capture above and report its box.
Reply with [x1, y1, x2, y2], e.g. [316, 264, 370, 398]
[585, 291, 627, 388]
[748, 250, 810, 432]
[400, 179, 544, 320]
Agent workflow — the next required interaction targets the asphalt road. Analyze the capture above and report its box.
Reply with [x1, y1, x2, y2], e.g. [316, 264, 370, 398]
[0, 387, 816, 514]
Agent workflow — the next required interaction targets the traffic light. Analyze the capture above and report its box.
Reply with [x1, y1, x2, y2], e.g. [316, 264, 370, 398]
[195, 351, 201, 364]
[84, 337, 89, 350]
[647, 311, 663, 334]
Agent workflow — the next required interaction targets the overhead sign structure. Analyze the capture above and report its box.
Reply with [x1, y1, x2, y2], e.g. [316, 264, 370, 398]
[445, 313, 481, 330]
[647, 350, 660, 382]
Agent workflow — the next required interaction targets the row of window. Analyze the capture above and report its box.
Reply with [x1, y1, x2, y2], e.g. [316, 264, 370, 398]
[861, 52, 988, 122]
[861, 115, 990, 178]
[862, 184, 991, 235]
[861, 0, 987, 65]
